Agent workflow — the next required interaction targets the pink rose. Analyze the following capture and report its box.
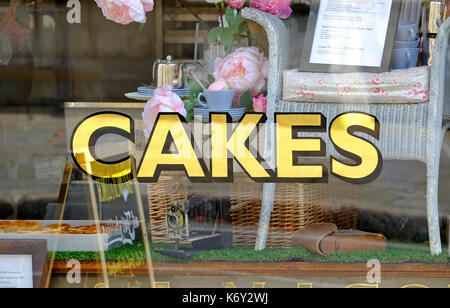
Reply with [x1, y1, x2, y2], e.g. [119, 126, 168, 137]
[250, 0, 292, 19]
[141, 0, 154, 11]
[253, 94, 267, 112]
[95, 0, 154, 25]
[213, 47, 269, 95]
[226, 0, 245, 10]
[142, 86, 187, 136]
[208, 80, 230, 91]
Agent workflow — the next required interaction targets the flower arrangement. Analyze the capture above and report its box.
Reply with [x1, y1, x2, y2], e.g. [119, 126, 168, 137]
[206, 0, 293, 51]
[138, 0, 300, 130]
[253, 94, 267, 112]
[198, 0, 301, 114]
[249, 0, 293, 19]
[213, 46, 268, 95]
[142, 86, 187, 136]
[186, 46, 269, 119]
[94, 0, 154, 25]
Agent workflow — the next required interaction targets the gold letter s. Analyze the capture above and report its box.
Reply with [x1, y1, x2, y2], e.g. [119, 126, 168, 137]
[330, 112, 382, 184]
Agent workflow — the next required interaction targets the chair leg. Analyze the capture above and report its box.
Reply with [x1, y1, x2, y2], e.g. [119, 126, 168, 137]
[426, 172, 443, 255]
[425, 124, 448, 255]
[255, 182, 276, 251]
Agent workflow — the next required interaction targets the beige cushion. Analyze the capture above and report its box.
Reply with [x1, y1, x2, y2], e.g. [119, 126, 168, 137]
[283, 66, 430, 104]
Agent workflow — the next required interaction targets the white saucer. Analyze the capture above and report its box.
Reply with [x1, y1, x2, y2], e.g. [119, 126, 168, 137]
[193, 114, 245, 122]
[194, 107, 247, 122]
[138, 86, 190, 97]
[194, 107, 246, 114]
[124, 92, 152, 101]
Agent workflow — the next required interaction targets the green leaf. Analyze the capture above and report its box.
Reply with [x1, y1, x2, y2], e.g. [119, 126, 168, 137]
[220, 27, 234, 51]
[229, 8, 244, 27]
[187, 78, 204, 108]
[238, 21, 248, 34]
[208, 27, 221, 44]
[186, 112, 194, 122]
[189, 92, 197, 107]
[239, 90, 254, 110]
[184, 100, 196, 112]
[225, 6, 235, 25]
[282, 18, 293, 29]
[234, 12, 244, 26]
[207, 74, 215, 84]
[186, 78, 202, 93]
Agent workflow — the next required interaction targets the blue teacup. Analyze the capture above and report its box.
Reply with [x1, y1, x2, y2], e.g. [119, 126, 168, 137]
[391, 48, 419, 69]
[396, 22, 418, 41]
[394, 37, 420, 49]
[198, 89, 235, 110]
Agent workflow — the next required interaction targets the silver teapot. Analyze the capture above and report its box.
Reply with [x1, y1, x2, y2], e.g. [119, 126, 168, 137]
[153, 55, 184, 89]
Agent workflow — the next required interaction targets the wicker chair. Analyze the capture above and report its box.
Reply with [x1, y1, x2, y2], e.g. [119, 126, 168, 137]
[242, 7, 450, 255]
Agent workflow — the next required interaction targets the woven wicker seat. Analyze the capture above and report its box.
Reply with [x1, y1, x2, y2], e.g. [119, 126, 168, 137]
[242, 7, 450, 255]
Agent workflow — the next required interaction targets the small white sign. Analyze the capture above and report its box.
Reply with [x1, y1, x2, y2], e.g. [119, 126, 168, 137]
[0, 255, 33, 288]
[310, 0, 392, 67]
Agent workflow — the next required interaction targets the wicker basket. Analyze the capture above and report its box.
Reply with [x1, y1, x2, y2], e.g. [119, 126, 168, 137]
[230, 175, 359, 248]
[148, 172, 358, 247]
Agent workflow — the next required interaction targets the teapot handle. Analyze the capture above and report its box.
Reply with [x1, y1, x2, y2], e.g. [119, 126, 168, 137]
[177, 62, 185, 88]
[152, 59, 160, 87]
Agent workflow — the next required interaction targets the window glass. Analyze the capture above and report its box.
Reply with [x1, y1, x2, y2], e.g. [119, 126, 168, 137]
[0, 0, 448, 291]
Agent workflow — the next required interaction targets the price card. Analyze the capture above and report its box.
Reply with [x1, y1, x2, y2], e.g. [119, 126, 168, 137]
[0, 255, 33, 288]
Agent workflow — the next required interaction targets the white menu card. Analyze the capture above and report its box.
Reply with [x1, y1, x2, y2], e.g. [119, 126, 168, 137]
[0, 255, 33, 288]
[310, 0, 393, 67]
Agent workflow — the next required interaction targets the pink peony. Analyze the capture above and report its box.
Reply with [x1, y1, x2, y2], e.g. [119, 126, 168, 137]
[208, 80, 230, 91]
[142, 86, 187, 136]
[249, 0, 292, 19]
[253, 94, 267, 112]
[95, 0, 154, 25]
[213, 47, 269, 95]
[226, 0, 246, 10]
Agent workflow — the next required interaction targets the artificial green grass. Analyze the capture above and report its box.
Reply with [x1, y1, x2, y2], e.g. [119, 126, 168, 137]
[50, 242, 449, 265]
